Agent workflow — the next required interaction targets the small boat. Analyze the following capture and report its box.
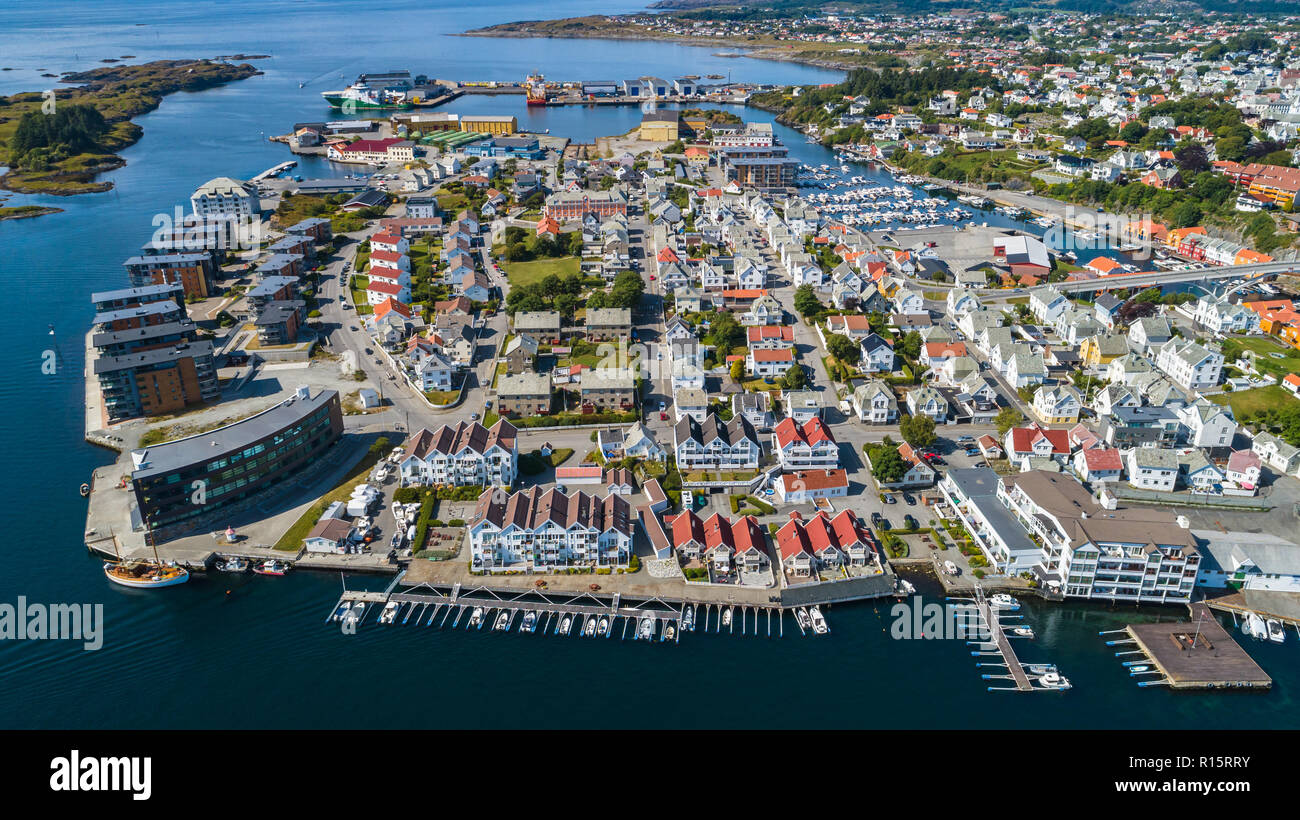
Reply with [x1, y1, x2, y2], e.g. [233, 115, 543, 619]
[216, 556, 249, 572]
[943, 560, 959, 575]
[721, 607, 733, 627]
[558, 615, 572, 635]
[80, 483, 90, 497]
[598, 616, 610, 636]
[1025, 663, 1056, 676]
[348, 601, 365, 622]
[1037, 670, 1071, 690]
[682, 605, 695, 632]
[1011, 626, 1035, 638]
[662, 622, 676, 641]
[378, 602, 399, 624]
[494, 611, 510, 631]
[897, 579, 917, 595]
[809, 606, 829, 635]
[1129, 664, 1151, 673]
[1242, 612, 1267, 641]
[637, 617, 655, 641]
[795, 608, 811, 631]
[989, 594, 1020, 610]
[521, 611, 537, 633]
[1267, 618, 1286, 644]
[333, 602, 351, 621]
[103, 560, 189, 589]
[468, 606, 484, 628]
[253, 559, 289, 576]
[583, 616, 597, 637]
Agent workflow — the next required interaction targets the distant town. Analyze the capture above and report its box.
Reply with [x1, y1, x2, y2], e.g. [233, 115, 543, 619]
[71, 6, 1300, 673]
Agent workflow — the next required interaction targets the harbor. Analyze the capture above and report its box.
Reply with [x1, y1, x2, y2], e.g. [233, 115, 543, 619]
[954, 587, 1071, 693]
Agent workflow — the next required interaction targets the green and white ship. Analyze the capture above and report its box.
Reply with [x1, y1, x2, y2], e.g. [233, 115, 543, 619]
[321, 82, 413, 111]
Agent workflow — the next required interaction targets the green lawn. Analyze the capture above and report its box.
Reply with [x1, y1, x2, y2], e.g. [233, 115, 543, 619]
[1210, 385, 1300, 419]
[1225, 335, 1300, 380]
[504, 256, 581, 288]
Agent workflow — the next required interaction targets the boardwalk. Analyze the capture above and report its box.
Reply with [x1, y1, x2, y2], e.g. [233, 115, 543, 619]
[974, 586, 1033, 692]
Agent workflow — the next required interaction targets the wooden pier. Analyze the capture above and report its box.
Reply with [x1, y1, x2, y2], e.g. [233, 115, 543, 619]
[1120, 604, 1272, 691]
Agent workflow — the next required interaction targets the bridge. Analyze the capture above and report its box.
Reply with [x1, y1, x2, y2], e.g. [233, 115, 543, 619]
[1019, 261, 1299, 296]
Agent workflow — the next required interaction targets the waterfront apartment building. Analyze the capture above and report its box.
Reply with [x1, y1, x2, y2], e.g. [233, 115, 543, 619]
[92, 283, 185, 314]
[399, 419, 519, 488]
[999, 470, 1200, 603]
[123, 252, 218, 300]
[190, 176, 261, 219]
[468, 486, 634, 571]
[130, 387, 343, 537]
[94, 341, 220, 421]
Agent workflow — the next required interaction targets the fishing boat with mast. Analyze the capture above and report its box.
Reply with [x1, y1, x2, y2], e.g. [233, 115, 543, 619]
[103, 540, 189, 589]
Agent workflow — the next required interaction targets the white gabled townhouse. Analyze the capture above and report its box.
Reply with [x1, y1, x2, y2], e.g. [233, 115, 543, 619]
[468, 486, 634, 572]
[1155, 339, 1223, 390]
[400, 420, 519, 488]
[673, 413, 761, 472]
[773, 416, 839, 470]
[1029, 286, 1067, 325]
[853, 380, 899, 424]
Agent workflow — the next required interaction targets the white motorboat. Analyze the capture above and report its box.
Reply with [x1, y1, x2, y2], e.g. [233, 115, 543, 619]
[1025, 663, 1056, 676]
[469, 606, 484, 628]
[583, 616, 597, 637]
[1011, 626, 1035, 638]
[897, 579, 916, 595]
[494, 611, 510, 631]
[378, 602, 399, 624]
[521, 611, 537, 633]
[637, 617, 655, 640]
[1129, 665, 1151, 673]
[216, 556, 249, 572]
[662, 623, 676, 641]
[332, 602, 351, 621]
[943, 560, 959, 576]
[558, 615, 572, 635]
[1242, 612, 1267, 641]
[721, 607, 732, 627]
[809, 606, 829, 635]
[1037, 671, 1071, 690]
[598, 616, 610, 637]
[1267, 618, 1286, 644]
[989, 594, 1020, 610]
[682, 605, 695, 631]
[795, 608, 811, 630]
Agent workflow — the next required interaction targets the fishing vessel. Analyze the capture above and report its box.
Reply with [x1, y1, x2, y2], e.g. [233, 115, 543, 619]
[215, 555, 249, 572]
[321, 82, 413, 110]
[103, 559, 189, 589]
[253, 559, 290, 576]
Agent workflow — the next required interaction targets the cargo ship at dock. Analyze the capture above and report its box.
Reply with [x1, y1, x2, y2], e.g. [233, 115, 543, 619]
[525, 72, 548, 106]
[322, 81, 414, 110]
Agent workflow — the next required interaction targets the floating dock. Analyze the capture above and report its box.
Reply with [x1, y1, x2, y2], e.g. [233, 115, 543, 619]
[1121, 605, 1272, 691]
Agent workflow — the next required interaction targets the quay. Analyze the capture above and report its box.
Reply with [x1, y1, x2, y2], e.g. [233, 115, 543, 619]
[1115, 604, 1272, 691]
[251, 161, 297, 182]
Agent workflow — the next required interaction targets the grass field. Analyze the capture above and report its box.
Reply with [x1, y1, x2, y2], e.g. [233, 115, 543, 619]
[1225, 335, 1300, 380]
[504, 256, 580, 288]
[1209, 384, 1300, 418]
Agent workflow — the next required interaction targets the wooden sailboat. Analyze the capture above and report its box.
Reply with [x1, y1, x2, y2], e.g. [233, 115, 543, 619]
[103, 537, 189, 589]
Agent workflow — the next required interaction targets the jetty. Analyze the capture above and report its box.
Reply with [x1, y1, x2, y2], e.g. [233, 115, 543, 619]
[1112, 604, 1272, 691]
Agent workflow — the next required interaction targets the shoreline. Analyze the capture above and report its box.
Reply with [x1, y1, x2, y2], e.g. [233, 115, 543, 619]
[457, 26, 860, 72]
[0, 205, 63, 221]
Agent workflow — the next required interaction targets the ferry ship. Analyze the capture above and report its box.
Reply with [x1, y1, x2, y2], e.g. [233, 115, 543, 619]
[525, 73, 548, 106]
[321, 81, 413, 110]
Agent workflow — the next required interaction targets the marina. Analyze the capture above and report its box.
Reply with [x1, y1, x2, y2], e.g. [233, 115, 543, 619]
[956, 587, 1069, 693]
[324, 580, 852, 641]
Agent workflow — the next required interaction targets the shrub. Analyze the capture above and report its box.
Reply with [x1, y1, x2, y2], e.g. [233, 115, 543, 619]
[447, 519, 465, 527]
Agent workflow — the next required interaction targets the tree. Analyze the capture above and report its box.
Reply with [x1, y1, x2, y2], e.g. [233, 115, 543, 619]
[730, 358, 745, 383]
[869, 446, 907, 484]
[899, 413, 936, 448]
[780, 363, 808, 390]
[995, 407, 1024, 436]
[793, 284, 822, 317]
[899, 330, 923, 361]
[826, 333, 860, 365]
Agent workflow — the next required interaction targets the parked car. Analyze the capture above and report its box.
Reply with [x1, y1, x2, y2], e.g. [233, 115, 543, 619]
[903, 514, 918, 530]
[883, 494, 897, 504]
[903, 493, 915, 505]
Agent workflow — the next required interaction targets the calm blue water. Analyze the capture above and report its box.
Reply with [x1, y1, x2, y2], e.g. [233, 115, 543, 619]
[0, 0, 1296, 729]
